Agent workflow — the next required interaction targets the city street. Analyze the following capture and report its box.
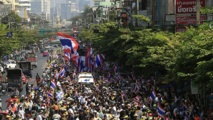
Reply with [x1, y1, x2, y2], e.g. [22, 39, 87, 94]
[0, 51, 48, 110]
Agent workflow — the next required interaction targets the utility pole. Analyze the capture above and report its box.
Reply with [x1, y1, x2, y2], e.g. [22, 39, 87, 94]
[196, 0, 201, 25]
[135, 0, 139, 27]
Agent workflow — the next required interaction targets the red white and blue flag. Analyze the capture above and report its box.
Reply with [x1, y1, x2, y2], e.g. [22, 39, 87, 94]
[95, 54, 105, 68]
[59, 68, 65, 78]
[64, 52, 71, 60]
[149, 90, 157, 101]
[78, 56, 86, 72]
[57, 32, 79, 53]
[71, 52, 79, 66]
[157, 103, 165, 119]
[47, 91, 53, 98]
[50, 80, 56, 90]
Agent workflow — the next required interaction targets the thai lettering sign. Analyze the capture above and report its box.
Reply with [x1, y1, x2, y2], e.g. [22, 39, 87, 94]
[176, 15, 207, 25]
[176, 0, 205, 14]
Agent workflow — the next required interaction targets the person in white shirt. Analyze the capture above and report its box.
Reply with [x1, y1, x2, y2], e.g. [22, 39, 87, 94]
[18, 107, 25, 119]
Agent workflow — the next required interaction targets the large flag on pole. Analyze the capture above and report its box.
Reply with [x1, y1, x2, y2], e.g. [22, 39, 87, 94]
[57, 32, 79, 53]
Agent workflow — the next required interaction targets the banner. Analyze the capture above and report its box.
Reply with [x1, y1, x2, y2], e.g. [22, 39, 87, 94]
[176, 15, 207, 25]
[176, 0, 205, 14]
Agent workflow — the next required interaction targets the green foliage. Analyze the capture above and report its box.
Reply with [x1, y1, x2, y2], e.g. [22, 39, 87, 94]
[201, 7, 213, 14]
[1, 11, 22, 30]
[132, 15, 151, 23]
[79, 12, 213, 89]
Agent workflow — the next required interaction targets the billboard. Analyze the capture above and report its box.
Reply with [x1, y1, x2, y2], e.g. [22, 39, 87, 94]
[176, 15, 207, 25]
[176, 0, 206, 14]
[175, 26, 187, 32]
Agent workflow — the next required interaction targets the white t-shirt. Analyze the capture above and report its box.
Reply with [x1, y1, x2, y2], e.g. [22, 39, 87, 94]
[52, 113, 61, 119]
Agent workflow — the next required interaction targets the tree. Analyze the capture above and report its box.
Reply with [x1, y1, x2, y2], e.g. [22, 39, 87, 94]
[1, 11, 22, 30]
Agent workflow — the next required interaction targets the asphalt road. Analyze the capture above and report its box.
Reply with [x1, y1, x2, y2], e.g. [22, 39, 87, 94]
[0, 51, 48, 110]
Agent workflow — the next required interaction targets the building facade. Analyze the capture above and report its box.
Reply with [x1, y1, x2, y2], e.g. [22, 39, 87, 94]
[31, 0, 50, 21]
[121, 0, 213, 32]
[17, 0, 31, 19]
[60, 3, 71, 20]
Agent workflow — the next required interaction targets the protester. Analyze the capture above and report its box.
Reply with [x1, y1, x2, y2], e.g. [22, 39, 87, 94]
[0, 47, 211, 120]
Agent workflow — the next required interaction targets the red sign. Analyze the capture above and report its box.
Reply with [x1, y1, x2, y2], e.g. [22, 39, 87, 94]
[27, 58, 36, 62]
[176, 0, 205, 14]
[175, 26, 187, 32]
[176, 15, 207, 25]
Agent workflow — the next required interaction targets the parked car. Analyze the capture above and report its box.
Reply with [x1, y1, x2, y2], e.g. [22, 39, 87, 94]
[43, 50, 49, 57]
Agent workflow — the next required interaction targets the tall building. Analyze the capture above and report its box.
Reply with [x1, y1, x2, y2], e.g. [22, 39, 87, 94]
[0, 0, 19, 11]
[31, 0, 50, 21]
[61, 3, 71, 20]
[42, 0, 50, 21]
[18, 0, 31, 19]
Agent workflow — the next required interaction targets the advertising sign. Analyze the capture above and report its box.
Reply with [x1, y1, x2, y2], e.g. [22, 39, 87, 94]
[176, 0, 205, 14]
[176, 15, 207, 25]
[175, 26, 187, 32]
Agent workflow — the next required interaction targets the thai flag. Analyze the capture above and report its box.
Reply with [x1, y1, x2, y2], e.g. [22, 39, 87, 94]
[157, 103, 166, 119]
[64, 52, 71, 60]
[59, 68, 65, 78]
[149, 90, 157, 101]
[78, 56, 86, 72]
[71, 55, 79, 66]
[57, 32, 79, 53]
[47, 91, 53, 98]
[50, 80, 56, 90]
[95, 54, 104, 68]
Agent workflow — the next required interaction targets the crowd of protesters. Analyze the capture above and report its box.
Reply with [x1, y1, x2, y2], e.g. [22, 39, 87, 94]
[0, 51, 212, 120]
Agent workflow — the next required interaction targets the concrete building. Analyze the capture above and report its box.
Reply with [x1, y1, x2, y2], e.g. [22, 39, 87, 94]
[120, 0, 213, 32]
[42, 0, 50, 21]
[0, 0, 19, 11]
[17, 0, 31, 19]
[31, 0, 50, 21]
[60, 3, 71, 20]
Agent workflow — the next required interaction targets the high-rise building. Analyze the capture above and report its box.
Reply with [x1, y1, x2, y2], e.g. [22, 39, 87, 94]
[42, 0, 50, 21]
[61, 3, 71, 20]
[31, 0, 50, 21]
[18, 0, 31, 19]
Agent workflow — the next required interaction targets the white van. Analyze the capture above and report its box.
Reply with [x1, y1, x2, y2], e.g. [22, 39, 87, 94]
[77, 72, 94, 84]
